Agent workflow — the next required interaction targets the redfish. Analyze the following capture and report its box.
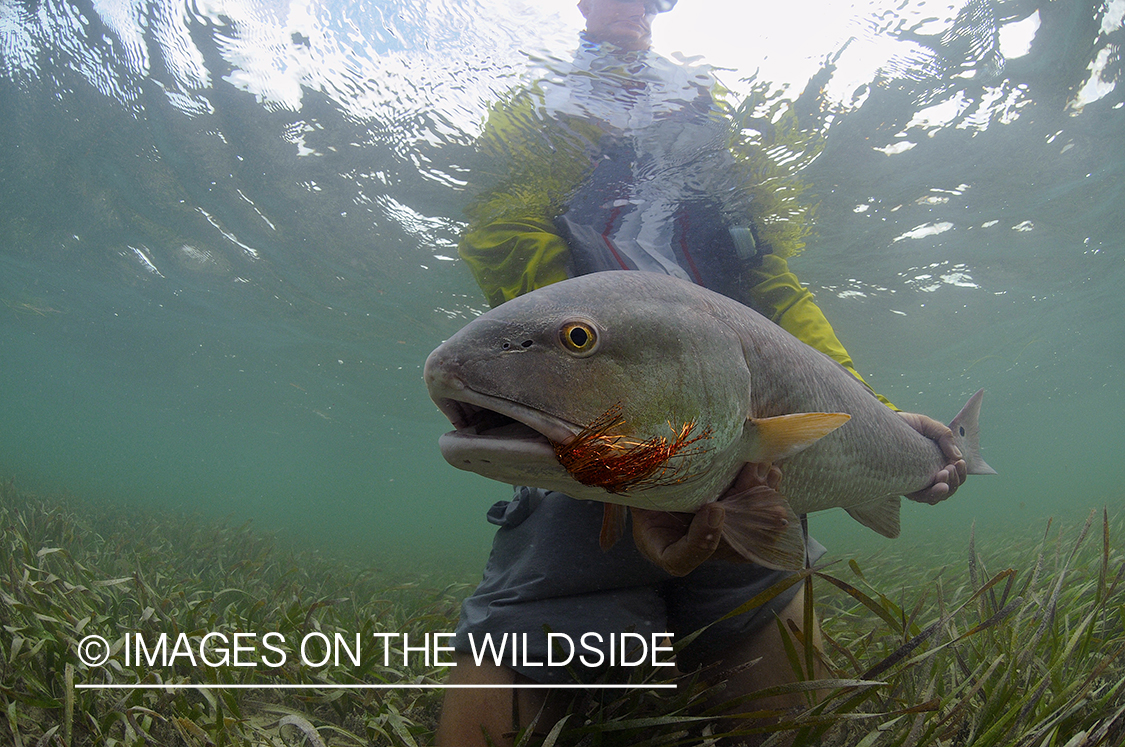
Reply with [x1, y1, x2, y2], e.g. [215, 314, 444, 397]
[424, 271, 995, 569]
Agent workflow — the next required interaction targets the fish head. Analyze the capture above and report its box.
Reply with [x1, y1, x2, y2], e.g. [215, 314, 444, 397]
[424, 272, 753, 506]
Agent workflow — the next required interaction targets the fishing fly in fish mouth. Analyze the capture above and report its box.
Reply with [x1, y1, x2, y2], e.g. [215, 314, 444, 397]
[552, 403, 713, 494]
[424, 271, 995, 572]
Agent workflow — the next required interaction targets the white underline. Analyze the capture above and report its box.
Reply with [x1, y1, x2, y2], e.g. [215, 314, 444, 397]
[76, 683, 677, 690]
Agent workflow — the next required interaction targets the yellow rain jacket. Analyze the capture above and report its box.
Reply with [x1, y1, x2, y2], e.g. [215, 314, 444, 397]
[459, 42, 895, 409]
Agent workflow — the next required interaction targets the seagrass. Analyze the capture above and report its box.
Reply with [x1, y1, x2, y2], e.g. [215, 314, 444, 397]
[1, 479, 1122, 746]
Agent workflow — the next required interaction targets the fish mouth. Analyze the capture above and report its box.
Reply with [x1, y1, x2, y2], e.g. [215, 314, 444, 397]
[429, 378, 582, 475]
[424, 346, 581, 483]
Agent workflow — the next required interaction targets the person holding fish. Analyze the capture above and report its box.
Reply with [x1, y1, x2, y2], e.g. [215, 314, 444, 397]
[435, 0, 970, 743]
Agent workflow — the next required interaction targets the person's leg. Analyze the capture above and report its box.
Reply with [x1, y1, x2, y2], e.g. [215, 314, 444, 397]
[439, 490, 667, 744]
[709, 589, 825, 712]
[435, 654, 568, 747]
[684, 589, 824, 746]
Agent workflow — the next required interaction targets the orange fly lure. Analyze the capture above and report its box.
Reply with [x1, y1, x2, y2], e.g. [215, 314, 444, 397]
[552, 403, 712, 494]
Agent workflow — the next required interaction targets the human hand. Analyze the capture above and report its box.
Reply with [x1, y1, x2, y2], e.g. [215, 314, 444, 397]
[630, 503, 723, 577]
[898, 412, 968, 505]
[630, 463, 784, 575]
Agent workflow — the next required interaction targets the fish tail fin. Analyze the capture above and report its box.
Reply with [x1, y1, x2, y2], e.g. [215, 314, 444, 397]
[949, 389, 997, 476]
[718, 485, 807, 571]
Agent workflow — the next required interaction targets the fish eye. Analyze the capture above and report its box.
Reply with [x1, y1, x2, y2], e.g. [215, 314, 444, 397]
[558, 319, 599, 357]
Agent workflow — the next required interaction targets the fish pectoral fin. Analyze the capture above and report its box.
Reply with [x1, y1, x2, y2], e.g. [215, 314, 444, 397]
[599, 502, 629, 551]
[718, 486, 807, 571]
[744, 412, 851, 463]
[846, 496, 901, 539]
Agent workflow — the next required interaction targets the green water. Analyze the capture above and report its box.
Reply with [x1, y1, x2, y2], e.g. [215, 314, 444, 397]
[0, 0, 1122, 580]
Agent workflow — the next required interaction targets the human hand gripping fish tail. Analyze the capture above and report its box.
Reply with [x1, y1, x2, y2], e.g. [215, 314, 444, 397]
[898, 393, 996, 505]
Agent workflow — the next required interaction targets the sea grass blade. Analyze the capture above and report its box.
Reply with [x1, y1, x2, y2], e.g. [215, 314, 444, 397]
[1099, 506, 1109, 603]
[936, 654, 1006, 740]
[814, 571, 902, 634]
[776, 614, 805, 684]
[716, 567, 817, 623]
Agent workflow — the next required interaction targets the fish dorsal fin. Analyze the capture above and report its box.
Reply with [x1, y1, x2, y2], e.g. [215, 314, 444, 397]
[718, 484, 807, 571]
[845, 496, 901, 539]
[599, 502, 629, 551]
[744, 412, 851, 463]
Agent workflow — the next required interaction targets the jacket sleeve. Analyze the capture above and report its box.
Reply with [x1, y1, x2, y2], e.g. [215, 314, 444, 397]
[459, 218, 572, 308]
[459, 88, 603, 306]
[742, 253, 897, 410]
